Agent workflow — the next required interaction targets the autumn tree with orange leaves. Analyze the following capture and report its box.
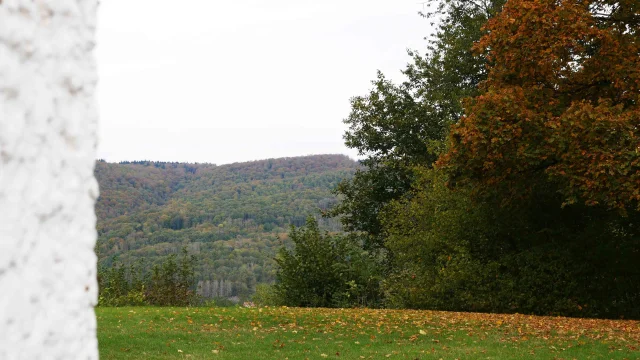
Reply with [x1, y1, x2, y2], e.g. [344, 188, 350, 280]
[379, 0, 640, 318]
[440, 0, 640, 210]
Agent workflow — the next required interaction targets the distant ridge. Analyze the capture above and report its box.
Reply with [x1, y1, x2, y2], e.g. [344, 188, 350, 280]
[98, 153, 357, 167]
[94, 154, 359, 300]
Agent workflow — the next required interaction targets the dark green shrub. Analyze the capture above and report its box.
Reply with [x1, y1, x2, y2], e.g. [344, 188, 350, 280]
[274, 217, 382, 308]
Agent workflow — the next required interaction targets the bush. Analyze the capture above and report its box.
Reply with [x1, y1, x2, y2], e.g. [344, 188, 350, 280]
[381, 168, 640, 318]
[274, 217, 382, 308]
[252, 284, 282, 307]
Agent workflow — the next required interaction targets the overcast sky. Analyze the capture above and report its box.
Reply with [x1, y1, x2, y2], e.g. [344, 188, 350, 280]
[96, 0, 434, 165]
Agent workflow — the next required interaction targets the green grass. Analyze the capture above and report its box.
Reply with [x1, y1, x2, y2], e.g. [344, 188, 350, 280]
[97, 307, 639, 359]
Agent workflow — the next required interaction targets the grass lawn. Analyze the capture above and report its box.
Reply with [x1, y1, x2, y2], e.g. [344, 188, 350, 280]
[97, 306, 639, 359]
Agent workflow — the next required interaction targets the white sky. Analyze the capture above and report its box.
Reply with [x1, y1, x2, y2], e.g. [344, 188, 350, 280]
[96, 0, 433, 164]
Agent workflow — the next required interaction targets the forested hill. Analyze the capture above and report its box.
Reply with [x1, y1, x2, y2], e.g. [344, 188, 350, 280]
[94, 154, 359, 300]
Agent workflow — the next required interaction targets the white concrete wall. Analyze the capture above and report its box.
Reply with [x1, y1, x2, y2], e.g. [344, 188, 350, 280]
[0, 0, 99, 359]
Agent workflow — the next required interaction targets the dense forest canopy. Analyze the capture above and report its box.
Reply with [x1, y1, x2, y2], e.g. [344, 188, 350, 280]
[95, 154, 359, 302]
[325, 0, 640, 318]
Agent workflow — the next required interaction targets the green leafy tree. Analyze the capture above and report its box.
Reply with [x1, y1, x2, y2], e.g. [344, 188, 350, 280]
[147, 247, 198, 306]
[97, 257, 147, 306]
[274, 217, 381, 308]
[329, 0, 506, 251]
[98, 247, 198, 307]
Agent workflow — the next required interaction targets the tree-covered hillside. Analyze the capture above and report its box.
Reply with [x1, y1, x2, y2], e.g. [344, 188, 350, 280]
[95, 154, 359, 301]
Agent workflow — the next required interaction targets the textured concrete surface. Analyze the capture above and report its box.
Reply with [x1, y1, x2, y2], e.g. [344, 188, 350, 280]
[0, 0, 99, 358]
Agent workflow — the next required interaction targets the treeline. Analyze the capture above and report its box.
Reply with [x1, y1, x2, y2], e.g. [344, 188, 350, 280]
[95, 154, 359, 303]
[98, 248, 199, 306]
[271, 0, 640, 319]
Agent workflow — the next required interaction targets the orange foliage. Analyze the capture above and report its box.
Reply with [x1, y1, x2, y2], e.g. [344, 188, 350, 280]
[439, 0, 640, 209]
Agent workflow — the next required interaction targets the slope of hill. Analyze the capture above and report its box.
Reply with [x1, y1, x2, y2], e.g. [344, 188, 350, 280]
[95, 154, 359, 300]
